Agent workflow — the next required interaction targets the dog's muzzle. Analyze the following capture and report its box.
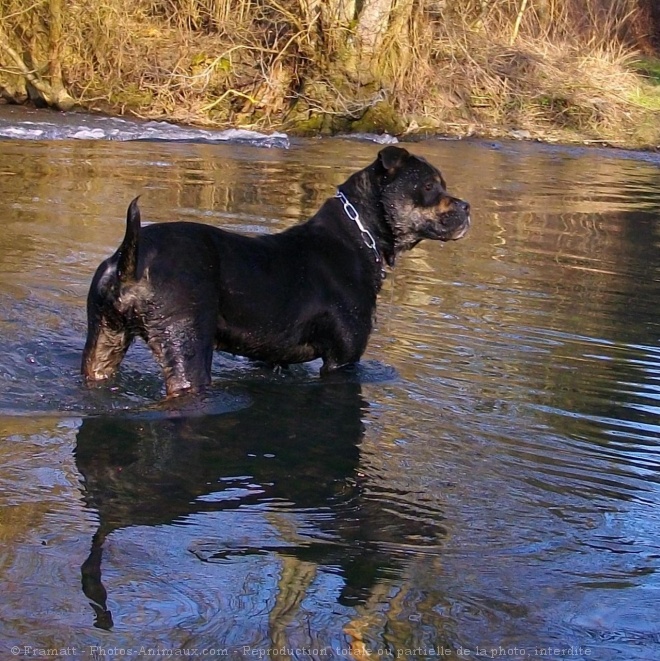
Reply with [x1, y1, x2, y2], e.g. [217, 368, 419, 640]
[450, 199, 470, 240]
[451, 215, 471, 240]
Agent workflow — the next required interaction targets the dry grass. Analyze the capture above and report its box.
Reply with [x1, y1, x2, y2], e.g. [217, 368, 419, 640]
[61, 0, 315, 126]
[421, 30, 651, 141]
[381, 0, 660, 145]
[1, 0, 659, 146]
[370, 2, 648, 147]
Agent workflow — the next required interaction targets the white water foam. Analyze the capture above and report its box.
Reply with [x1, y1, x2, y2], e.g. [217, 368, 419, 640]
[0, 109, 290, 148]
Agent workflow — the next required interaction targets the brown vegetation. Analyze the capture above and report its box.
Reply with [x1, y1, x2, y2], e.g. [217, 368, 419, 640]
[1, 0, 659, 147]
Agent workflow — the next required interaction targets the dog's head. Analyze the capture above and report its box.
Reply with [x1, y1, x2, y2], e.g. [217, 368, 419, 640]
[375, 146, 470, 257]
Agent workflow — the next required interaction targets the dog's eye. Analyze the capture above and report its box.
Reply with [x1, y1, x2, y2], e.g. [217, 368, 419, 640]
[424, 182, 434, 192]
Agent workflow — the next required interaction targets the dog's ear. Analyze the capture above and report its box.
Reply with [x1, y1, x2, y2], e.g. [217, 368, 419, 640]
[377, 146, 410, 174]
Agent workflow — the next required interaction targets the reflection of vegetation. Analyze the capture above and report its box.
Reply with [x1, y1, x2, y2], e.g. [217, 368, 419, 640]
[1, 1, 659, 146]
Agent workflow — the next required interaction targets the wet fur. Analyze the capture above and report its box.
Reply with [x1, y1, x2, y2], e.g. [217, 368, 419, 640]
[82, 146, 470, 397]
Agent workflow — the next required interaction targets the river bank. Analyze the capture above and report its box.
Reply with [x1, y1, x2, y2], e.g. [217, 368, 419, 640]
[1, 94, 658, 155]
[1, 1, 659, 151]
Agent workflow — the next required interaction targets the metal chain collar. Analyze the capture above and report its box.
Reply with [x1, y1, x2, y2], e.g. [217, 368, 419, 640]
[335, 189, 382, 265]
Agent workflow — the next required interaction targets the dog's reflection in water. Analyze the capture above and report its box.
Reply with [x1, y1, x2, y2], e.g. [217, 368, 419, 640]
[76, 378, 426, 631]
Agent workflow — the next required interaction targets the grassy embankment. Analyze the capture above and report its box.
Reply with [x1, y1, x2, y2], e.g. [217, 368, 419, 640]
[0, 0, 659, 148]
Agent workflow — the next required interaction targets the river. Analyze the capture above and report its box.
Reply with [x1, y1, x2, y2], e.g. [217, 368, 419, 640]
[1, 105, 659, 660]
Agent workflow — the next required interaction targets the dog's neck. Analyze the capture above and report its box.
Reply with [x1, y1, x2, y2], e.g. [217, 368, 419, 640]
[338, 167, 397, 267]
[335, 189, 383, 266]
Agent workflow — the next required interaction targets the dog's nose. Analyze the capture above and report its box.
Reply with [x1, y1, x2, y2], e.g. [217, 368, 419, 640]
[459, 199, 470, 215]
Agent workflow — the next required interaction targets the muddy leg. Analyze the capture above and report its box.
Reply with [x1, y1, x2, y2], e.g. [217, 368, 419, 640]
[147, 321, 215, 397]
[81, 324, 131, 382]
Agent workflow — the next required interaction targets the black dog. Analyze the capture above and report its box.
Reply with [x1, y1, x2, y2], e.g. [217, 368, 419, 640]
[82, 146, 470, 396]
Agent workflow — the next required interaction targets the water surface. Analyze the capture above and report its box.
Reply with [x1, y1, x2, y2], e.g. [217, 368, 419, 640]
[1, 111, 660, 660]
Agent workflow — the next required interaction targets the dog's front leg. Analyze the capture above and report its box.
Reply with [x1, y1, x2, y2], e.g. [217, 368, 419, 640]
[317, 313, 369, 377]
[320, 358, 359, 376]
[319, 338, 364, 376]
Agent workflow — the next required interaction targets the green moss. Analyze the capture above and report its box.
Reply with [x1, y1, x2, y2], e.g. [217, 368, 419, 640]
[628, 85, 660, 112]
[627, 115, 660, 147]
[349, 101, 406, 135]
[108, 84, 154, 108]
[288, 112, 354, 136]
[629, 57, 660, 85]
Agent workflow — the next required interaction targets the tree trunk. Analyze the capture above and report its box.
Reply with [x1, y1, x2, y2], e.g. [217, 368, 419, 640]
[323, 0, 356, 25]
[639, 0, 660, 51]
[353, 0, 417, 82]
[0, 0, 74, 110]
[46, 0, 74, 109]
[299, 0, 356, 52]
[356, 0, 394, 64]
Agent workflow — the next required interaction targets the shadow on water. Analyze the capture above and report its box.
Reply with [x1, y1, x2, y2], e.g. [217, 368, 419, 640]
[530, 207, 660, 458]
[75, 375, 432, 631]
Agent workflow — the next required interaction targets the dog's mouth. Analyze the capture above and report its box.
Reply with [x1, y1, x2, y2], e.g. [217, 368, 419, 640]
[419, 196, 471, 242]
[425, 213, 470, 242]
[450, 215, 471, 241]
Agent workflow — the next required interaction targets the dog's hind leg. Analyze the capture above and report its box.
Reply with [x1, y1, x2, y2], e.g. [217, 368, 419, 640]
[146, 320, 215, 398]
[82, 325, 132, 383]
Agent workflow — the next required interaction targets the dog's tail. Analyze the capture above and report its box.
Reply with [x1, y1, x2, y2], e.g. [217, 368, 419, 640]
[116, 196, 141, 283]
